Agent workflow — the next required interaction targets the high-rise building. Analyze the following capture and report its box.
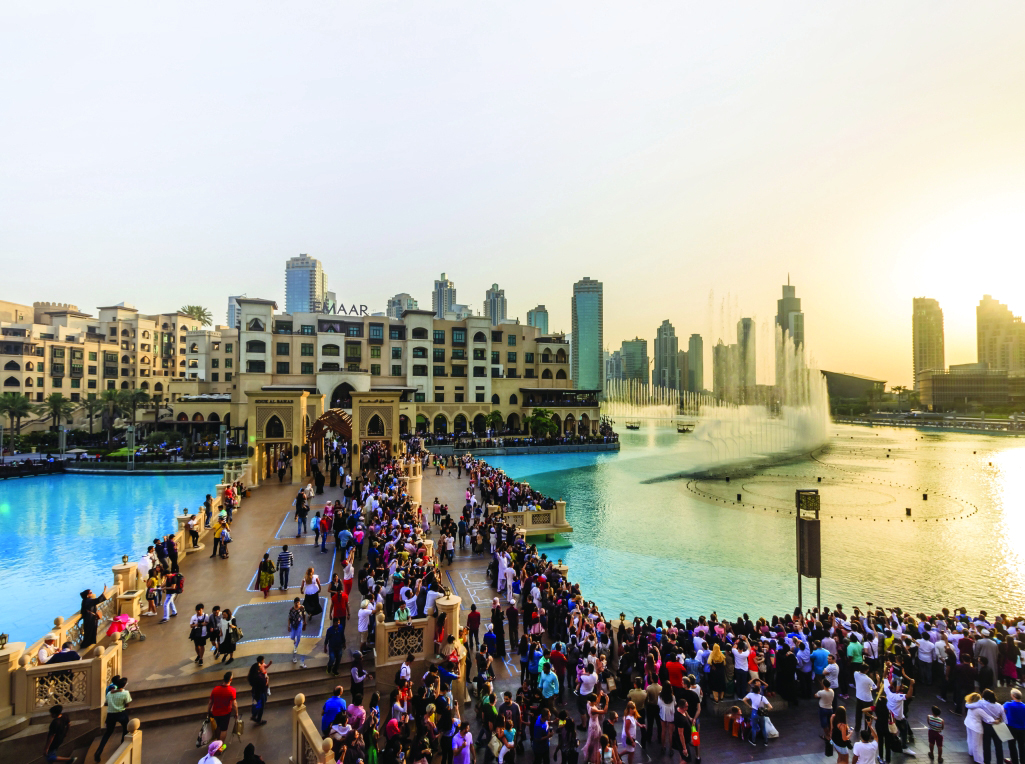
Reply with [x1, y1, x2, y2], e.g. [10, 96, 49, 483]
[737, 317, 756, 390]
[687, 334, 704, 392]
[432, 273, 457, 320]
[775, 281, 804, 385]
[712, 340, 740, 401]
[285, 254, 328, 314]
[387, 293, 419, 320]
[605, 349, 623, 383]
[227, 295, 244, 329]
[571, 277, 604, 391]
[527, 305, 549, 335]
[912, 297, 945, 390]
[484, 284, 507, 327]
[653, 319, 679, 389]
[977, 295, 1025, 372]
[677, 350, 689, 393]
[621, 338, 649, 385]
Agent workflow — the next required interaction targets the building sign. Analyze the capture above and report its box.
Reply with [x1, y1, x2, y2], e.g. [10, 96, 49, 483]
[313, 300, 370, 316]
[254, 399, 295, 404]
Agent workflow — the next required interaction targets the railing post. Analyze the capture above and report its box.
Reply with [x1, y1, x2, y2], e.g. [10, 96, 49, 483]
[555, 500, 567, 527]
[374, 611, 387, 662]
[292, 693, 306, 764]
[0, 643, 25, 722]
[12, 655, 29, 716]
[435, 594, 469, 705]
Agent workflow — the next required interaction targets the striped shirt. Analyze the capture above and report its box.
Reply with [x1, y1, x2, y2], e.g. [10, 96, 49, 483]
[277, 550, 294, 569]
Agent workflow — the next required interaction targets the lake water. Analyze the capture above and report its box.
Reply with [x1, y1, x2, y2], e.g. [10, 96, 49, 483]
[486, 423, 1025, 622]
[0, 473, 216, 644]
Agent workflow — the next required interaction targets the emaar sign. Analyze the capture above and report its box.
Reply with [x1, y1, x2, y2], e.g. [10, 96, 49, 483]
[313, 300, 370, 316]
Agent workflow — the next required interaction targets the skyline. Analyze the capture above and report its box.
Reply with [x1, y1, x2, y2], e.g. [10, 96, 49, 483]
[5, 2, 1025, 387]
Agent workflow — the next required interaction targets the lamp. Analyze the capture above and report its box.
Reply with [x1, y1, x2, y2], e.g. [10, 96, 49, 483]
[122, 555, 129, 564]
[0, 634, 7, 649]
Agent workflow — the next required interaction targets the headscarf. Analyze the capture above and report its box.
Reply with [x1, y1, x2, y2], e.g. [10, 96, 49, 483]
[708, 644, 725, 664]
[237, 743, 265, 764]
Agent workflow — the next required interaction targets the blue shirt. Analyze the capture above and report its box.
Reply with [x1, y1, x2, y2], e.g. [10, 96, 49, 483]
[811, 647, 830, 675]
[1005, 700, 1025, 730]
[528, 648, 543, 673]
[539, 671, 559, 698]
[321, 696, 347, 734]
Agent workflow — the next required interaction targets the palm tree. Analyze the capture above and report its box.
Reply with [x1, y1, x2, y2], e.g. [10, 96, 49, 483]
[80, 396, 104, 435]
[0, 392, 33, 435]
[523, 407, 559, 437]
[116, 389, 152, 430]
[35, 393, 76, 429]
[179, 305, 212, 326]
[101, 389, 124, 446]
[891, 385, 907, 412]
[484, 411, 504, 432]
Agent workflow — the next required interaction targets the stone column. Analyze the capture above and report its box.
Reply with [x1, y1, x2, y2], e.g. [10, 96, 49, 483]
[555, 501, 567, 527]
[435, 594, 469, 705]
[408, 465, 422, 506]
[0, 642, 25, 723]
[111, 562, 135, 594]
[215, 483, 228, 514]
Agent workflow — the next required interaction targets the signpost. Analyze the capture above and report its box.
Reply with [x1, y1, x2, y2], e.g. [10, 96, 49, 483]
[218, 424, 228, 463]
[795, 489, 821, 613]
[126, 425, 135, 472]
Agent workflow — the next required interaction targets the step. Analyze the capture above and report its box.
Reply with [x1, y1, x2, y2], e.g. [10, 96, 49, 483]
[0, 715, 29, 741]
[2, 718, 94, 764]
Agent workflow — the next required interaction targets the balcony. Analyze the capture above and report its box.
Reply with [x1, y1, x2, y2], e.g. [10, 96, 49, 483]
[70, 365, 84, 378]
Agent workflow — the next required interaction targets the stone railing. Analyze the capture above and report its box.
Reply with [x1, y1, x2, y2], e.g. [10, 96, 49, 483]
[11, 641, 122, 724]
[103, 718, 143, 763]
[292, 693, 336, 764]
[375, 611, 436, 665]
[494, 500, 572, 539]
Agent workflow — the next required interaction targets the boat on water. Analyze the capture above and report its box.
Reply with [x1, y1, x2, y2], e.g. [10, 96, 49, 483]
[625, 422, 640, 430]
[677, 425, 692, 434]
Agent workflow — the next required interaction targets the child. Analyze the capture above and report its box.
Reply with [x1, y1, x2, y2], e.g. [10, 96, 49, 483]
[927, 705, 944, 762]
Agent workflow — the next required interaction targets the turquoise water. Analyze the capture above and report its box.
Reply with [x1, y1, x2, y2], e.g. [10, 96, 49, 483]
[0, 473, 216, 644]
[487, 423, 1025, 623]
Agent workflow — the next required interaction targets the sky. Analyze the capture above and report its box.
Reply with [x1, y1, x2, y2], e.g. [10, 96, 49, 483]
[3, 2, 1025, 388]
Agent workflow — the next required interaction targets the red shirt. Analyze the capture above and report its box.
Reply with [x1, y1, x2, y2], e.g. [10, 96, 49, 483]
[666, 660, 685, 688]
[210, 684, 236, 716]
[467, 611, 481, 630]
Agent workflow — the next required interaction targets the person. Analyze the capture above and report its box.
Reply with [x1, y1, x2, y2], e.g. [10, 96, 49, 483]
[971, 688, 1007, 764]
[207, 672, 238, 743]
[965, 692, 986, 764]
[707, 644, 726, 703]
[278, 545, 294, 590]
[288, 598, 307, 662]
[161, 569, 181, 622]
[927, 705, 944, 763]
[851, 726, 879, 764]
[199, 740, 227, 764]
[301, 567, 323, 625]
[539, 662, 560, 711]
[1004, 688, 1025, 764]
[743, 678, 772, 747]
[656, 684, 676, 756]
[321, 686, 347, 736]
[597, 734, 621, 764]
[257, 554, 275, 599]
[357, 599, 374, 649]
[325, 618, 346, 675]
[93, 676, 131, 761]
[453, 720, 475, 764]
[37, 634, 58, 665]
[190, 604, 209, 666]
[79, 586, 111, 648]
[247, 656, 271, 725]
[43, 705, 76, 764]
[828, 705, 852, 763]
[467, 604, 481, 651]
[620, 701, 642, 764]
[884, 673, 916, 755]
[815, 678, 835, 739]
[852, 665, 877, 734]
[532, 708, 554, 764]
[220, 616, 242, 664]
[235, 743, 266, 764]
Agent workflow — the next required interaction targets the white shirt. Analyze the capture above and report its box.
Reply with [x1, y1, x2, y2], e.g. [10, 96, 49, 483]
[357, 605, 374, 632]
[37, 644, 56, 664]
[854, 672, 877, 703]
[425, 590, 443, 615]
[884, 686, 906, 720]
[733, 648, 750, 672]
[744, 692, 768, 711]
[916, 638, 934, 662]
[852, 739, 878, 763]
[189, 613, 207, 636]
[578, 673, 598, 696]
[824, 663, 840, 689]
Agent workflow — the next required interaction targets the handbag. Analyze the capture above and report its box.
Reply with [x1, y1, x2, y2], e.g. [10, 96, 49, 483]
[234, 717, 245, 740]
[825, 737, 834, 756]
[488, 734, 503, 757]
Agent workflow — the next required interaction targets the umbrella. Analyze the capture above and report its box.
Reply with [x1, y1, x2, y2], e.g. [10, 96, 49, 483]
[66, 448, 89, 454]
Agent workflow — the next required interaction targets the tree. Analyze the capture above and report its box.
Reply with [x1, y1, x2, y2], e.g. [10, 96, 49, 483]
[0, 391, 33, 435]
[179, 305, 212, 326]
[117, 389, 152, 430]
[101, 388, 124, 446]
[523, 407, 559, 437]
[80, 396, 104, 435]
[485, 411, 504, 431]
[891, 385, 907, 412]
[35, 393, 76, 428]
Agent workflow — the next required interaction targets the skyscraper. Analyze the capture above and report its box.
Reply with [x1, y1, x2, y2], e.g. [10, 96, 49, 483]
[227, 295, 244, 329]
[737, 317, 756, 390]
[977, 295, 1025, 372]
[484, 283, 507, 326]
[285, 254, 328, 314]
[432, 273, 457, 319]
[653, 319, 679, 389]
[571, 277, 603, 391]
[677, 350, 689, 393]
[527, 305, 549, 335]
[687, 334, 704, 392]
[387, 293, 419, 320]
[604, 349, 623, 383]
[621, 338, 649, 385]
[912, 297, 945, 390]
[775, 280, 804, 385]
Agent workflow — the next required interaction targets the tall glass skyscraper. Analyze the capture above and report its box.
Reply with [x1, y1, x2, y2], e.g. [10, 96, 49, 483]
[285, 254, 328, 314]
[527, 305, 549, 335]
[571, 277, 603, 392]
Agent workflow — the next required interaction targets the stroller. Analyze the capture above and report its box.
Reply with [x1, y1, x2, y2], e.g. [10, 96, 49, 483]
[106, 615, 146, 650]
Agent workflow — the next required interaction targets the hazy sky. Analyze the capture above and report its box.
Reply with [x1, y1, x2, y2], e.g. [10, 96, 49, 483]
[4, 2, 1025, 387]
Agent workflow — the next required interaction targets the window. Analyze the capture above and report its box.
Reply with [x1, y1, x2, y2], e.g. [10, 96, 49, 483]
[88, 352, 97, 361]
[391, 347, 402, 359]
[392, 364, 402, 376]
[211, 373, 219, 382]
[88, 365, 97, 375]
[525, 352, 534, 363]
[414, 392, 426, 403]
[71, 378, 80, 389]
[276, 342, 289, 355]
[369, 346, 381, 359]
[52, 363, 65, 375]
[247, 360, 266, 373]
[225, 373, 233, 381]
[435, 393, 445, 403]
[433, 330, 446, 344]
[412, 327, 428, 339]
[508, 334, 516, 346]
[389, 327, 404, 340]
[371, 364, 381, 376]
[509, 393, 518, 404]
[301, 362, 314, 374]
[451, 365, 466, 377]
[37, 377, 44, 387]
[88, 379, 96, 389]
[224, 358, 232, 368]
[473, 348, 486, 360]
[491, 331, 502, 342]
[52, 347, 65, 359]
[473, 331, 487, 343]
[276, 362, 290, 374]
[452, 328, 466, 344]
[246, 340, 266, 353]
[301, 343, 314, 356]
[491, 393, 500, 404]
[433, 348, 445, 362]
[473, 366, 486, 377]
[412, 365, 428, 376]
[475, 392, 485, 402]
[345, 344, 361, 359]
[491, 351, 500, 364]
[455, 393, 464, 402]
[322, 344, 340, 356]
[525, 369, 535, 378]
[53, 377, 62, 388]
[412, 347, 428, 359]
[451, 348, 466, 360]
[189, 343, 199, 353]
[507, 352, 517, 362]
[38, 362, 44, 373]
[211, 358, 219, 368]
[246, 318, 265, 331]
[225, 343, 233, 353]
[346, 324, 362, 337]
[369, 324, 384, 340]
[433, 365, 446, 376]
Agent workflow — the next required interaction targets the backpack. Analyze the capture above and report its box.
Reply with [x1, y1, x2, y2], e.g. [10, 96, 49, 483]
[170, 573, 185, 594]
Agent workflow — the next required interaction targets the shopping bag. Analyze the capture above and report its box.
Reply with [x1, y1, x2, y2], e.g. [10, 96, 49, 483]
[766, 718, 779, 739]
[197, 716, 213, 747]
